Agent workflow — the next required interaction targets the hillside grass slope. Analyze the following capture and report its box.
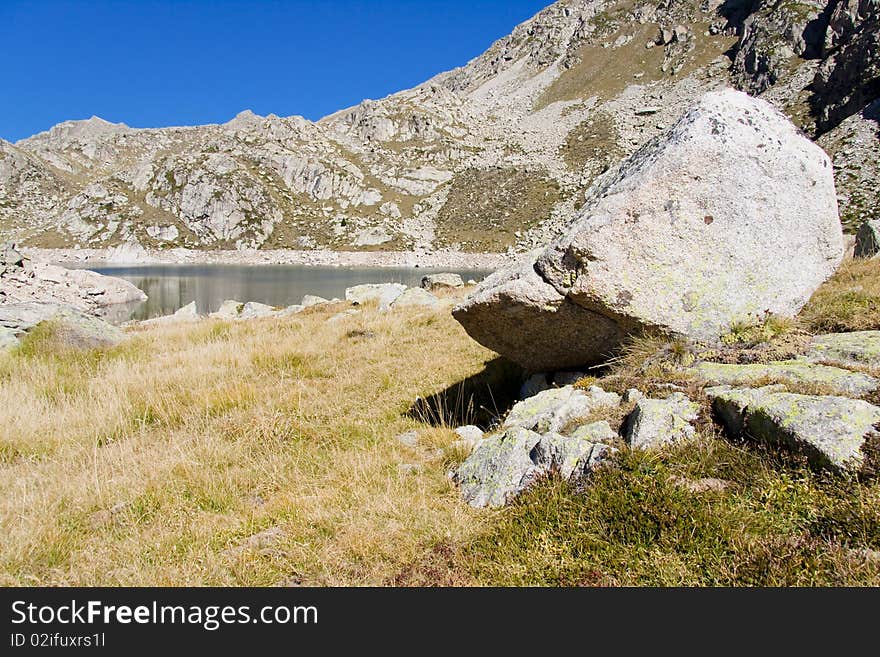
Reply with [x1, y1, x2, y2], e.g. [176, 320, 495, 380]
[2, 260, 880, 586]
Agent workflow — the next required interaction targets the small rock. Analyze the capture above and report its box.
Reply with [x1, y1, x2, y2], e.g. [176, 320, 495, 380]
[301, 294, 329, 307]
[625, 393, 700, 450]
[210, 299, 243, 319]
[634, 106, 661, 115]
[453, 428, 544, 508]
[345, 283, 406, 311]
[239, 301, 277, 319]
[454, 424, 616, 508]
[396, 430, 419, 448]
[421, 273, 464, 290]
[398, 463, 421, 475]
[854, 219, 880, 258]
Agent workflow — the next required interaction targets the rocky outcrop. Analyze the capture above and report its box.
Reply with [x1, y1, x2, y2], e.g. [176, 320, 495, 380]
[454, 89, 842, 371]
[709, 385, 880, 475]
[453, 422, 616, 508]
[732, 0, 826, 95]
[812, 0, 880, 132]
[3, 0, 876, 253]
[1, 249, 147, 324]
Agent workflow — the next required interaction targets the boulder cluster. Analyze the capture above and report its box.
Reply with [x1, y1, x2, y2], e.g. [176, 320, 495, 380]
[450, 89, 880, 507]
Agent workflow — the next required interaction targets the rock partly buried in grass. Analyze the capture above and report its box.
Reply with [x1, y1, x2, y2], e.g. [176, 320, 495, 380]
[708, 385, 880, 475]
[345, 283, 406, 311]
[855, 220, 880, 258]
[142, 301, 201, 325]
[301, 294, 329, 307]
[453, 423, 615, 508]
[239, 301, 277, 319]
[210, 300, 244, 319]
[453, 89, 842, 371]
[806, 331, 880, 369]
[0, 302, 124, 349]
[624, 393, 701, 450]
[691, 360, 879, 396]
[454, 428, 544, 508]
[421, 273, 464, 291]
[390, 288, 441, 310]
[502, 385, 620, 434]
[0, 326, 18, 350]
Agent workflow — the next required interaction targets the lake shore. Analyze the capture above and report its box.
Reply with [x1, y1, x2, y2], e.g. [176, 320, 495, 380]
[22, 246, 516, 270]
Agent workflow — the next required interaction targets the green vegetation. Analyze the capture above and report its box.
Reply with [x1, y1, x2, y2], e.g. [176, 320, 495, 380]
[434, 167, 562, 252]
[3, 258, 880, 586]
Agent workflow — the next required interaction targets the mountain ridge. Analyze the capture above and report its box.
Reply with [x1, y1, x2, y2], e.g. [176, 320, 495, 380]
[1, 0, 876, 254]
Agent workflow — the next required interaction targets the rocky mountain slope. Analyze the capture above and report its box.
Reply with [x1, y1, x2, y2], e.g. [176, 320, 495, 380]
[1, 0, 876, 254]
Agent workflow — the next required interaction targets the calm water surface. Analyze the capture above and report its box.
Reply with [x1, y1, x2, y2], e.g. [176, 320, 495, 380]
[75, 264, 494, 321]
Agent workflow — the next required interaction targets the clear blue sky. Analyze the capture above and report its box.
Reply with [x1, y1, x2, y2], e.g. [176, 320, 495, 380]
[0, 0, 550, 142]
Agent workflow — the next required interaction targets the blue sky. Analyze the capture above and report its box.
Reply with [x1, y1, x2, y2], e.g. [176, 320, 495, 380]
[0, 0, 550, 142]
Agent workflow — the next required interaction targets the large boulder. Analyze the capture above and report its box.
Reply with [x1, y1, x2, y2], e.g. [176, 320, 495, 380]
[453, 89, 842, 371]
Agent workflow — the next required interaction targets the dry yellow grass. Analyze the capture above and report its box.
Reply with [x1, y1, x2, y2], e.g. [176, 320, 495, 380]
[0, 300, 499, 586]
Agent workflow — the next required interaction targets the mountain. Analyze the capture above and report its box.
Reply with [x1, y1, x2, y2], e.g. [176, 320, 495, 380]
[0, 0, 876, 254]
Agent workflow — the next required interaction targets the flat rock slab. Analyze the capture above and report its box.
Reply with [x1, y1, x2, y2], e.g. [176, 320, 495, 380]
[692, 360, 879, 396]
[502, 385, 620, 434]
[806, 331, 880, 370]
[453, 89, 842, 371]
[708, 385, 880, 475]
[625, 393, 701, 450]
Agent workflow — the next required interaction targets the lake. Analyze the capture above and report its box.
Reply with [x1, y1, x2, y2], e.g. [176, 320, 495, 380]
[76, 264, 495, 321]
